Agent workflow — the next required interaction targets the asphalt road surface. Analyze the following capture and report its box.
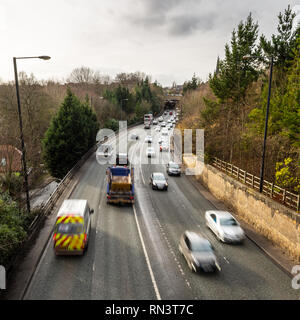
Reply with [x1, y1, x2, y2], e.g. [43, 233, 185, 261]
[24, 117, 299, 300]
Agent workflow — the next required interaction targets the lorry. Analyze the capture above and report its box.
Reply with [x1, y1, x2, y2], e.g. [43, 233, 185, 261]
[144, 113, 153, 128]
[106, 155, 134, 204]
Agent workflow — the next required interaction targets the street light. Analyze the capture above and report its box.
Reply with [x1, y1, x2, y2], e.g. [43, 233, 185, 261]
[243, 54, 274, 193]
[13, 55, 51, 213]
[120, 98, 128, 121]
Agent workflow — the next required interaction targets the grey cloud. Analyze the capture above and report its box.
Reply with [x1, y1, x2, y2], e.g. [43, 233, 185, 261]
[168, 13, 217, 36]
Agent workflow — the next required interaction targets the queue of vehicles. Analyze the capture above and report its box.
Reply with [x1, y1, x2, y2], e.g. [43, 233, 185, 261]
[52, 109, 246, 278]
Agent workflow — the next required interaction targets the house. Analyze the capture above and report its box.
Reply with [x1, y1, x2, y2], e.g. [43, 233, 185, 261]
[0, 145, 22, 173]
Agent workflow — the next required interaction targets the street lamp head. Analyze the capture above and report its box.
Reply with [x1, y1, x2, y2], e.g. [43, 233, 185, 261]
[242, 54, 252, 60]
[38, 56, 51, 60]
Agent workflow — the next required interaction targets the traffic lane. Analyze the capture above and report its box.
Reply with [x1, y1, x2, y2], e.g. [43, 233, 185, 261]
[172, 173, 299, 299]
[24, 155, 106, 300]
[132, 140, 196, 299]
[91, 202, 156, 300]
[139, 138, 298, 299]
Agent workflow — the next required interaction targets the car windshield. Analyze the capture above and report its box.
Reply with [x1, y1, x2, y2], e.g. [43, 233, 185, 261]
[56, 223, 83, 234]
[191, 241, 212, 252]
[153, 174, 165, 180]
[169, 163, 179, 168]
[220, 218, 238, 226]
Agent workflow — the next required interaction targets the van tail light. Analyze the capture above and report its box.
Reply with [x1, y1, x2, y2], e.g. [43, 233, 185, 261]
[130, 196, 134, 200]
[107, 195, 111, 199]
[53, 233, 57, 241]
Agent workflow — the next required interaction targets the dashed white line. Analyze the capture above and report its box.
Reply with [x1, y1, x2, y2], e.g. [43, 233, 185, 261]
[133, 205, 161, 300]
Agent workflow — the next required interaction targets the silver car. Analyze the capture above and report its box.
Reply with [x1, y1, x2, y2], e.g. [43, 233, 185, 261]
[179, 231, 220, 273]
[149, 172, 168, 190]
[166, 162, 181, 176]
[205, 210, 245, 243]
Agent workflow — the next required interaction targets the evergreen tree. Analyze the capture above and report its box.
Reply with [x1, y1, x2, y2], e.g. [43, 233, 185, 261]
[42, 89, 99, 179]
[260, 5, 299, 70]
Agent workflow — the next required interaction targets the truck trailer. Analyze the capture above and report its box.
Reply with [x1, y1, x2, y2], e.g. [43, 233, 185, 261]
[106, 166, 134, 204]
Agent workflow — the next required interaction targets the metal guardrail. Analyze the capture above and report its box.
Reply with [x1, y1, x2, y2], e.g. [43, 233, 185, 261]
[212, 157, 300, 212]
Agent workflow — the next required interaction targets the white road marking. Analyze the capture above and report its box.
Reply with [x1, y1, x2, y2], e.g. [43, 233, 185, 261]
[133, 205, 161, 300]
[224, 257, 230, 264]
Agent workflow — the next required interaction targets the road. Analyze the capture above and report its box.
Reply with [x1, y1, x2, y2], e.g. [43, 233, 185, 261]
[24, 116, 299, 300]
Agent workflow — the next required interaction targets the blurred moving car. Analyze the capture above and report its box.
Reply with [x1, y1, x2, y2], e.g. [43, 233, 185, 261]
[158, 116, 163, 122]
[130, 133, 139, 140]
[161, 128, 168, 136]
[53, 199, 94, 255]
[96, 144, 113, 159]
[205, 210, 245, 243]
[153, 119, 158, 125]
[166, 162, 181, 176]
[146, 147, 156, 158]
[149, 172, 168, 190]
[155, 127, 161, 132]
[145, 135, 152, 143]
[179, 231, 220, 272]
[161, 122, 166, 127]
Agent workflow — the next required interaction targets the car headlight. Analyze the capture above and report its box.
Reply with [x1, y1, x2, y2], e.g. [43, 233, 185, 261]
[165, 182, 168, 186]
[153, 182, 157, 186]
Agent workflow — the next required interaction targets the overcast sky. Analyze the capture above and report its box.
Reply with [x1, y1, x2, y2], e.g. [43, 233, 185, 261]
[1, 0, 299, 87]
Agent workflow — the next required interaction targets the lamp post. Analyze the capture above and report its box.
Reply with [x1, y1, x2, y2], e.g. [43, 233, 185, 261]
[120, 98, 128, 121]
[13, 55, 51, 213]
[243, 54, 274, 193]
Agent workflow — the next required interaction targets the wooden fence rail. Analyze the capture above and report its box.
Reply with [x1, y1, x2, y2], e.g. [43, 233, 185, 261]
[212, 157, 299, 212]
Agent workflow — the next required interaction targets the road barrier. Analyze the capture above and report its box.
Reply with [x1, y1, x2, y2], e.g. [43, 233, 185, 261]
[212, 157, 299, 212]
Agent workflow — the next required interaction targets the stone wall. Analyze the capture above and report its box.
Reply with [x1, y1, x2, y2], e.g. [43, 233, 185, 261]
[183, 156, 300, 262]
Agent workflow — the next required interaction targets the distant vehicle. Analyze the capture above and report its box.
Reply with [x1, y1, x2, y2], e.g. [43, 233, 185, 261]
[158, 116, 163, 122]
[158, 137, 163, 144]
[160, 142, 169, 152]
[164, 111, 168, 115]
[53, 199, 94, 255]
[155, 127, 161, 132]
[107, 165, 134, 204]
[161, 128, 168, 136]
[169, 111, 173, 115]
[167, 162, 181, 176]
[144, 113, 153, 125]
[130, 133, 139, 140]
[96, 144, 113, 159]
[149, 172, 168, 190]
[153, 119, 158, 125]
[205, 210, 245, 243]
[167, 119, 171, 123]
[145, 135, 152, 143]
[161, 122, 166, 127]
[116, 153, 130, 166]
[179, 231, 219, 273]
[146, 147, 156, 158]
[144, 121, 151, 129]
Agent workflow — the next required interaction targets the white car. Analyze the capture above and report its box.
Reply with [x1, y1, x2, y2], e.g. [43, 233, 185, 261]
[155, 127, 161, 132]
[146, 147, 156, 158]
[167, 119, 171, 123]
[145, 135, 152, 143]
[158, 137, 163, 144]
[153, 119, 158, 125]
[158, 116, 163, 122]
[161, 122, 166, 127]
[205, 210, 245, 243]
[161, 128, 168, 136]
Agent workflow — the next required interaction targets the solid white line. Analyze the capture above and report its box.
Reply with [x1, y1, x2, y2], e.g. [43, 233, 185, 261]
[133, 205, 161, 300]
